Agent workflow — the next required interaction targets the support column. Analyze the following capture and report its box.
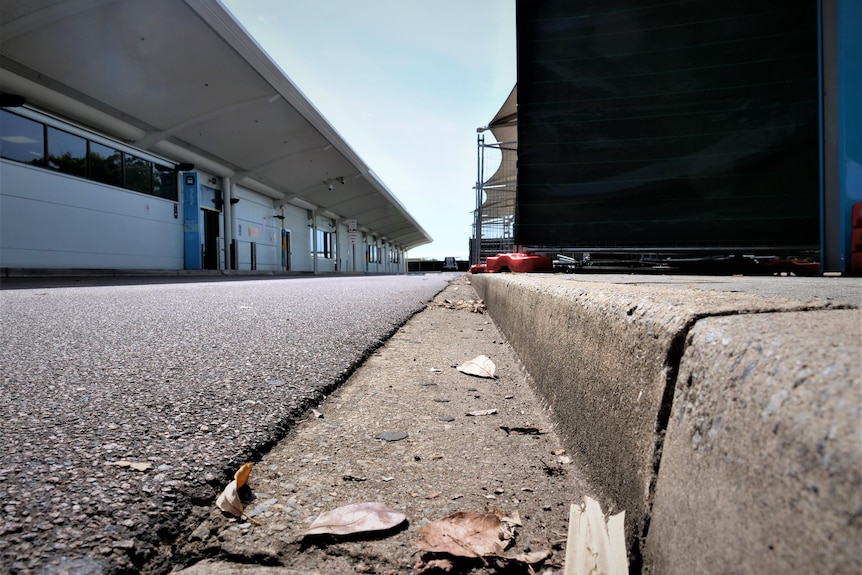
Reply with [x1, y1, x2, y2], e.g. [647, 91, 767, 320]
[222, 177, 233, 270]
[311, 209, 318, 274]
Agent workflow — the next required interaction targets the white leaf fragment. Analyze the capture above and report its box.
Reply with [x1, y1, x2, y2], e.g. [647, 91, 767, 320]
[457, 355, 497, 378]
[563, 496, 627, 575]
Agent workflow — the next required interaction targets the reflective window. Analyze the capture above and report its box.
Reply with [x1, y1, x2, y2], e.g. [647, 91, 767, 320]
[0, 110, 44, 165]
[124, 153, 151, 194]
[2, 110, 177, 201]
[47, 126, 87, 177]
[89, 142, 122, 187]
[153, 164, 177, 200]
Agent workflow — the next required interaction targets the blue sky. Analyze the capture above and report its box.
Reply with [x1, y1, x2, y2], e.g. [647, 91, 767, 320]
[219, 0, 516, 260]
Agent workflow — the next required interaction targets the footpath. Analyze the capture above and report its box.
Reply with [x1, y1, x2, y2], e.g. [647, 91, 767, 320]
[168, 272, 861, 575]
[170, 274, 590, 574]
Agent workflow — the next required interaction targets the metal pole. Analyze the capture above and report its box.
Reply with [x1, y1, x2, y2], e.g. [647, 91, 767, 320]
[476, 134, 485, 264]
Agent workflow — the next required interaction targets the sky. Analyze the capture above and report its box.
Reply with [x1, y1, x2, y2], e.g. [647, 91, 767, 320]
[219, 0, 516, 260]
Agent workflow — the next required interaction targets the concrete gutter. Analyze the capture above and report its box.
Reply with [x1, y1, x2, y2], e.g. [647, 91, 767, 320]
[469, 273, 861, 573]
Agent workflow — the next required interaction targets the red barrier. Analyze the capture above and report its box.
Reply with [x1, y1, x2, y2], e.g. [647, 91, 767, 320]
[484, 253, 554, 273]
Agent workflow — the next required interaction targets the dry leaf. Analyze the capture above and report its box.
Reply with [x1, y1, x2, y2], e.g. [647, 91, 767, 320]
[508, 549, 552, 565]
[502, 511, 522, 526]
[234, 462, 253, 488]
[303, 502, 407, 537]
[216, 463, 260, 525]
[415, 557, 454, 573]
[563, 496, 627, 575]
[456, 355, 497, 378]
[416, 511, 514, 558]
[216, 479, 243, 517]
[105, 460, 152, 472]
[430, 299, 487, 314]
[466, 409, 498, 417]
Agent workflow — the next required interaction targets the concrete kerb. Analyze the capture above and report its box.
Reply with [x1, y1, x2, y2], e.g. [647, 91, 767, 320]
[647, 309, 861, 574]
[469, 273, 861, 573]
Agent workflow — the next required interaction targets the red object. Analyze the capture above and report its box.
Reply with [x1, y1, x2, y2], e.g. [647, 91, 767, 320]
[469, 263, 487, 274]
[758, 258, 821, 276]
[852, 202, 862, 229]
[485, 253, 554, 273]
[852, 228, 862, 253]
[851, 253, 862, 276]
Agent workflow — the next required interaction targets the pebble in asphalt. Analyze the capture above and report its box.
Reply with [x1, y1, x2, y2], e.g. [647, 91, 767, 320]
[0, 274, 457, 574]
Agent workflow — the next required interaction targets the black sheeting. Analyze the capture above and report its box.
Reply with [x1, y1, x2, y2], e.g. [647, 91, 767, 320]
[514, 0, 820, 251]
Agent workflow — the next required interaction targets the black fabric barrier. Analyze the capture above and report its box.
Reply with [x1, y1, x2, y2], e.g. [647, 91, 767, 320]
[514, 0, 820, 251]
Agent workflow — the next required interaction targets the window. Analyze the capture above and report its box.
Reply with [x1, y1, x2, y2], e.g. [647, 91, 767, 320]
[0, 110, 44, 165]
[89, 142, 122, 187]
[0, 110, 178, 201]
[124, 153, 151, 194]
[47, 126, 87, 177]
[367, 243, 379, 264]
[311, 228, 336, 259]
[153, 164, 177, 200]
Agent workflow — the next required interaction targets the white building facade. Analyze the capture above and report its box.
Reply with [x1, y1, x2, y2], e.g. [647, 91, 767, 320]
[0, 0, 430, 274]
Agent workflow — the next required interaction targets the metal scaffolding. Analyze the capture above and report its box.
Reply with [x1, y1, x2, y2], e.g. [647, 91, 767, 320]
[472, 86, 517, 265]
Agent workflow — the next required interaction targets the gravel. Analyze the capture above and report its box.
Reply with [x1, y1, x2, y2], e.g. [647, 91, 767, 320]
[0, 274, 455, 574]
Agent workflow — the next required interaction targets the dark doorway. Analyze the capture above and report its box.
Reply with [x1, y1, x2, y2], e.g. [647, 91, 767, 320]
[202, 208, 220, 270]
[282, 230, 291, 270]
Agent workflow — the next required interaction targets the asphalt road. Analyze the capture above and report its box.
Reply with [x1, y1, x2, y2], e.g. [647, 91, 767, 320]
[0, 274, 457, 575]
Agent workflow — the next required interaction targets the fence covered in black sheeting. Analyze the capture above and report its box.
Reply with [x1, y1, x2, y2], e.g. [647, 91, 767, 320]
[515, 0, 820, 252]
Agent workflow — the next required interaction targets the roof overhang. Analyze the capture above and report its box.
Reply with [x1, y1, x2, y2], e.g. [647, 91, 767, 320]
[0, 0, 432, 250]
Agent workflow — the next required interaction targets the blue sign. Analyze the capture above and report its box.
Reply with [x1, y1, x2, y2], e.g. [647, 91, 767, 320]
[183, 172, 201, 269]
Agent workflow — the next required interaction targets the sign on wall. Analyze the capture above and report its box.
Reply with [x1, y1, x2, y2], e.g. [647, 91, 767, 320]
[183, 172, 201, 269]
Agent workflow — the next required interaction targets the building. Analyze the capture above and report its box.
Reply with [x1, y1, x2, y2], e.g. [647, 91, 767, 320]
[0, 0, 432, 274]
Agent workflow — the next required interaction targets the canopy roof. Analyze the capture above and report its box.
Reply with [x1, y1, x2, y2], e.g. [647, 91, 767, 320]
[481, 85, 517, 218]
[0, 0, 431, 249]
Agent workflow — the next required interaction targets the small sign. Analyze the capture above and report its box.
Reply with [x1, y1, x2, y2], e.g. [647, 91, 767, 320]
[348, 219, 357, 232]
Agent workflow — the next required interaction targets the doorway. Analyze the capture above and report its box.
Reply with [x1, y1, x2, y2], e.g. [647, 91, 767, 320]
[202, 208, 220, 270]
[282, 230, 291, 271]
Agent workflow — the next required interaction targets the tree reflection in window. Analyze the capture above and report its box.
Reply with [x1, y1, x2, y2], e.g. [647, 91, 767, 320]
[47, 127, 87, 177]
[89, 142, 122, 187]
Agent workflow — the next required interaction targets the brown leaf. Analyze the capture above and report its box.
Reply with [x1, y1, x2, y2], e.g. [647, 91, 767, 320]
[234, 462, 253, 489]
[457, 355, 496, 378]
[216, 463, 260, 525]
[303, 502, 407, 537]
[416, 511, 514, 558]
